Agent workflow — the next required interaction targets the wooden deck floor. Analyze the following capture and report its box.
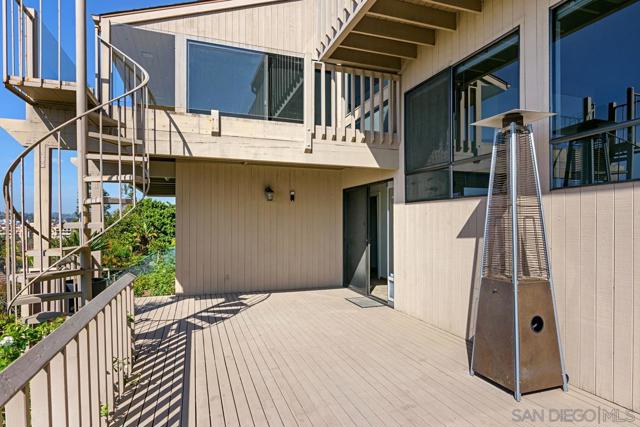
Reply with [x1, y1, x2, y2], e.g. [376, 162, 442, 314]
[115, 288, 639, 427]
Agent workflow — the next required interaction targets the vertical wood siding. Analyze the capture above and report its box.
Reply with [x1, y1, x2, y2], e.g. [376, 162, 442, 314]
[395, 0, 640, 412]
[175, 161, 343, 294]
[135, 0, 309, 54]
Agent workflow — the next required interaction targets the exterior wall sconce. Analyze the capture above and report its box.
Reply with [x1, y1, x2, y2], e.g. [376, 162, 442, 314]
[264, 186, 274, 201]
[290, 190, 295, 202]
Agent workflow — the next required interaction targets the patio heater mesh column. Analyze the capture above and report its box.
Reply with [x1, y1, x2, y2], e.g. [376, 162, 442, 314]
[470, 111, 568, 401]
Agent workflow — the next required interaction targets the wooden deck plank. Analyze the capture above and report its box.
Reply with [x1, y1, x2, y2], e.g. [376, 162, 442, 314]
[120, 289, 640, 427]
[194, 296, 213, 427]
[225, 295, 287, 427]
[209, 295, 242, 427]
[201, 295, 227, 426]
[220, 294, 271, 427]
[116, 295, 169, 427]
[233, 294, 306, 427]
[249, 292, 357, 427]
[240, 294, 327, 427]
[215, 294, 258, 427]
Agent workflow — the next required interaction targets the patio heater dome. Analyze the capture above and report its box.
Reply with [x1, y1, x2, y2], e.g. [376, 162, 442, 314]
[470, 110, 569, 401]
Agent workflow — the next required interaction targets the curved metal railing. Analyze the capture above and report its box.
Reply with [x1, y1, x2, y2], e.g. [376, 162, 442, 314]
[3, 34, 150, 316]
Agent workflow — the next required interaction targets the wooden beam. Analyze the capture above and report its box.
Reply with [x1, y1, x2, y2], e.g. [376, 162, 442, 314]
[353, 16, 436, 46]
[341, 33, 418, 59]
[367, 0, 457, 31]
[419, 0, 482, 13]
[330, 48, 401, 72]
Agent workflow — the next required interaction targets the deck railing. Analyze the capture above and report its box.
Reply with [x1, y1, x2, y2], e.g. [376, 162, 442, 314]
[312, 61, 400, 146]
[0, 273, 136, 426]
[2, 0, 76, 84]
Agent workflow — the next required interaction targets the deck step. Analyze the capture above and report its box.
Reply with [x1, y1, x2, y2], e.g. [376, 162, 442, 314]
[88, 111, 124, 128]
[84, 174, 145, 184]
[84, 197, 133, 205]
[23, 311, 66, 325]
[62, 221, 103, 231]
[15, 291, 82, 305]
[88, 131, 141, 146]
[26, 246, 80, 257]
[85, 153, 145, 163]
[14, 268, 84, 284]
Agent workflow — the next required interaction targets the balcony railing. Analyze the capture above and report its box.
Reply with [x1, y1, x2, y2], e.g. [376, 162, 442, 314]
[2, 0, 75, 84]
[0, 273, 136, 426]
[311, 61, 400, 146]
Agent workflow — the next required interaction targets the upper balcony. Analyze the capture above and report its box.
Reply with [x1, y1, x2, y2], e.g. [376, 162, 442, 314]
[1, 0, 401, 171]
[315, 0, 482, 72]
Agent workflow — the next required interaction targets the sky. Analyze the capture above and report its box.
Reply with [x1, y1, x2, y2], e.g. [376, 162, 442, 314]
[0, 0, 179, 212]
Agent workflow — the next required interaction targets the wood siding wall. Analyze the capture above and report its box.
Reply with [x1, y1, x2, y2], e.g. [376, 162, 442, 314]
[394, 0, 640, 412]
[134, 0, 310, 54]
[175, 160, 343, 294]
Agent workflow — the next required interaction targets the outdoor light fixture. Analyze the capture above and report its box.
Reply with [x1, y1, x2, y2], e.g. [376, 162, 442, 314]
[290, 190, 295, 202]
[264, 186, 274, 201]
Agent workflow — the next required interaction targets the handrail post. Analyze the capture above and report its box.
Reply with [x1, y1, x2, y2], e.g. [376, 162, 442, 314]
[2, 0, 7, 82]
[76, 0, 91, 303]
[303, 53, 313, 153]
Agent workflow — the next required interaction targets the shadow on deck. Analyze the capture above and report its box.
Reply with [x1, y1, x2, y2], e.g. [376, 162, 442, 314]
[115, 288, 639, 427]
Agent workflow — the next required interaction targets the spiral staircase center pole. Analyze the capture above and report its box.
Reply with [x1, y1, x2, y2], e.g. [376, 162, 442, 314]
[76, 0, 92, 304]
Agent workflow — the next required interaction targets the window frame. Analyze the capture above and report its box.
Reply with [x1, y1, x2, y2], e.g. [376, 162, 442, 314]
[548, 0, 640, 190]
[403, 28, 521, 203]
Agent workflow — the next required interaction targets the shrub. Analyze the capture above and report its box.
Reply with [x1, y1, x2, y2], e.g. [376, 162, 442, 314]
[0, 314, 65, 371]
[132, 256, 176, 297]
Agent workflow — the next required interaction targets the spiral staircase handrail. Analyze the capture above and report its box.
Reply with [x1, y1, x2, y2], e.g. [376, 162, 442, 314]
[3, 35, 151, 313]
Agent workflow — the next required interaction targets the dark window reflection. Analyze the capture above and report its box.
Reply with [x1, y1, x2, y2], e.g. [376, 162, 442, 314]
[551, 0, 640, 188]
[453, 32, 519, 162]
[406, 169, 450, 202]
[453, 158, 492, 198]
[314, 69, 332, 126]
[187, 41, 303, 122]
[404, 69, 451, 176]
[451, 32, 519, 198]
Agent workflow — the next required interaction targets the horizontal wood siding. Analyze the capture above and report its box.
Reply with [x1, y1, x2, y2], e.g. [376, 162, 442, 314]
[176, 160, 343, 294]
[395, 0, 640, 412]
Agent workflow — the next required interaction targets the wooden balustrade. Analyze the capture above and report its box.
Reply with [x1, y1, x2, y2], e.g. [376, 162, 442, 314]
[0, 273, 136, 426]
[311, 61, 400, 145]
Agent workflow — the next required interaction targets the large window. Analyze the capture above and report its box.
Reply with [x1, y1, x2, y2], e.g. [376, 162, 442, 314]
[404, 32, 520, 202]
[551, 0, 640, 188]
[187, 41, 304, 122]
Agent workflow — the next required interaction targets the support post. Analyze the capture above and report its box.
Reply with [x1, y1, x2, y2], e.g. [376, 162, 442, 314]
[2, 0, 6, 82]
[509, 121, 521, 401]
[303, 53, 313, 153]
[76, 0, 92, 302]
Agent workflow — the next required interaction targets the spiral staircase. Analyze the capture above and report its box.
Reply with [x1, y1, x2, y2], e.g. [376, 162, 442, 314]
[2, 0, 150, 323]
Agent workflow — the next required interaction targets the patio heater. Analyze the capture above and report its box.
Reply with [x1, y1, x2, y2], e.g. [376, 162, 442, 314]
[470, 110, 569, 401]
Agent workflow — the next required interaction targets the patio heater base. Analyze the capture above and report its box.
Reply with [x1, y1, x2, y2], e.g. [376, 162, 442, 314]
[472, 277, 565, 395]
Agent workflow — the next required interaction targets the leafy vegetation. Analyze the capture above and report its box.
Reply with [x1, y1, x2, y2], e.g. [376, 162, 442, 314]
[102, 199, 176, 271]
[100, 198, 176, 297]
[0, 314, 65, 371]
[131, 250, 176, 297]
